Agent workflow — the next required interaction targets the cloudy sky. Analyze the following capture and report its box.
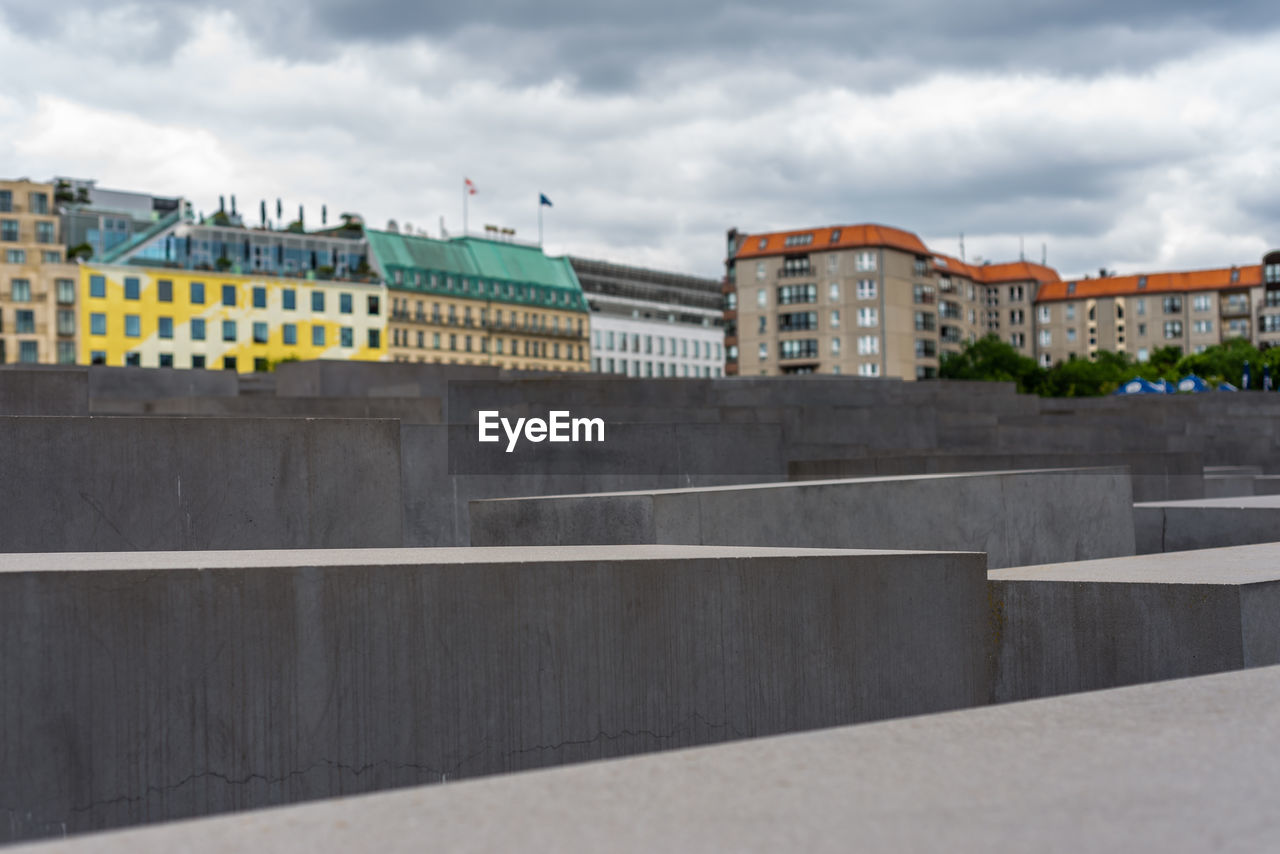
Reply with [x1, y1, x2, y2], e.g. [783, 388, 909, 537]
[1, 1, 1278, 279]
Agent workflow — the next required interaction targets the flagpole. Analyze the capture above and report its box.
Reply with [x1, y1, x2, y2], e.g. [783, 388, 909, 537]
[538, 201, 543, 246]
[463, 181, 468, 236]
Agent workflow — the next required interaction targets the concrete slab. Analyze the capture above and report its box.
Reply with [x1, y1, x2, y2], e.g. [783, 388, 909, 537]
[470, 468, 1136, 569]
[0, 544, 988, 843]
[989, 543, 1280, 702]
[1134, 494, 1280, 553]
[0, 367, 88, 415]
[17, 664, 1280, 854]
[0, 416, 402, 551]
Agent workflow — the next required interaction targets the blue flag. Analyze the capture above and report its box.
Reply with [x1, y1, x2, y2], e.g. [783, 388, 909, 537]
[539, 193, 553, 207]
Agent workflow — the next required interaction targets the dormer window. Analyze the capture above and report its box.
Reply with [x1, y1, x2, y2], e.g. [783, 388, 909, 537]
[830, 229, 841, 242]
[1067, 282, 1076, 295]
[1138, 276, 1147, 289]
[784, 233, 814, 247]
[1231, 268, 1240, 283]
[758, 237, 767, 249]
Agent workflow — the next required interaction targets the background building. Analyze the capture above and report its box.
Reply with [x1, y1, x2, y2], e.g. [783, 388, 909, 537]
[571, 256, 723, 378]
[0, 178, 78, 365]
[372, 230, 590, 372]
[55, 177, 184, 261]
[724, 223, 1059, 379]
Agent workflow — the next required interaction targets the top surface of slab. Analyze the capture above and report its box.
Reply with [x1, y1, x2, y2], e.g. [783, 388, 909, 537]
[478, 467, 1125, 502]
[0, 544, 974, 574]
[17, 665, 1280, 854]
[1136, 494, 1280, 509]
[990, 542, 1280, 584]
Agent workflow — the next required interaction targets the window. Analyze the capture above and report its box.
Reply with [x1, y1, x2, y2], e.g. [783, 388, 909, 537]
[253, 322, 269, 344]
[857, 279, 876, 300]
[186, 318, 205, 340]
[1164, 321, 1183, 339]
[341, 327, 354, 347]
[858, 362, 880, 377]
[1163, 296, 1182, 313]
[857, 335, 879, 355]
[57, 341, 75, 364]
[1193, 294, 1211, 312]
[1194, 320, 1213, 334]
[0, 191, 9, 212]
[158, 353, 173, 368]
[312, 325, 326, 346]
[340, 293, 353, 314]
[124, 352, 141, 367]
[124, 277, 140, 300]
[914, 312, 936, 332]
[157, 279, 173, 302]
[1009, 332, 1025, 348]
[857, 307, 878, 327]
[855, 251, 876, 271]
[222, 284, 236, 307]
[0, 220, 17, 242]
[369, 329, 381, 348]
[757, 288, 767, 307]
[1065, 304, 1076, 321]
[1038, 305, 1051, 323]
[784, 233, 814, 247]
[778, 312, 818, 331]
[158, 317, 173, 339]
[1009, 285, 1024, 302]
[42, 250, 60, 263]
[89, 312, 106, 336]
[829, 282, 840, 300]
[223, 356, 237, 371]
[758, 316, 766, 334]
[758, 342, 768, 360]
[312, 291, 325, 312]
[1039, 329, 1051, 347]
[1137, 323, 1146, 336]
[29, 192, 48, 214]
[223, 320, 237, 342]
[1009, 309, 1024, 325]
[10, 279, 30, 302]
[725, 292, 737, 311]
[913, 284, 935, 304]
[253, 287, 267, 308]
[368, 295, 380, 315]
[831, 309, 840, 329]
[755, 262, 766, 280]
[915, 339, 937, 358]
[831, 337, 841, 355]
[777, 284, 817, 305]
[1067, 328, 1077, 342]
[19, 341, 38, 363]
[6, 249, 24, 263]
[190, 281, 205, 304]
[780, 339, 818, 359]
[35, 222, 54, 244]
[125, 315, 141, 337]
[283, 323, 297, 345]
[283, 289, 296, 310]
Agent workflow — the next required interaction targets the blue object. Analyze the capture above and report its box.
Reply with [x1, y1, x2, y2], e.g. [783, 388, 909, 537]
[539, 194, 553, 207]
[1243, 360, 1252, 390]
[1176, 374, 1209, 393]
[1218, 382, 1239, 391]
[1114, 377, 1164, 395]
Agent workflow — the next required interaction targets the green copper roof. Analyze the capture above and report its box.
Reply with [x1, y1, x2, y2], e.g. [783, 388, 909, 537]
[366, 229, 587, 311]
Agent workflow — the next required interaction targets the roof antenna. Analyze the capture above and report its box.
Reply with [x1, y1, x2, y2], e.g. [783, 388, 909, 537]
[1019, 236, 1025, 261]
[959, 232, 965, 262]
[1041, 243, 1047, 265]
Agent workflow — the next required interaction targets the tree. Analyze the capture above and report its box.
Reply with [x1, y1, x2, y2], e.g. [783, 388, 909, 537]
[939, 335, 1044, 393]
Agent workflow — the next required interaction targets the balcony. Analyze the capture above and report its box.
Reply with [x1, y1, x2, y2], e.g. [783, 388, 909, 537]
[777, 266, 813, 279]
[1221, 298, 1251, 317]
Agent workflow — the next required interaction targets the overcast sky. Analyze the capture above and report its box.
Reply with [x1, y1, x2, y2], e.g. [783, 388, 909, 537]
[1, 1, 1278, 279]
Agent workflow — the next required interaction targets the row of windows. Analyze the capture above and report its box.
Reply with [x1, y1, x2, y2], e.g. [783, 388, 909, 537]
[0, 191, 49, 214]
[0, 219, 55, 243]
[390, 326, 585, 360]
[755, 281, 877, 307]
[752, 251, 876, 279]
[4, 278, 76, 304]
[592, 330, 721, 360]
[4, 249, 62, 264]
[389, 269, 582, 308]
[86, 313, 381, 348]
[88, 276, 381, 315]
[594, 357, 723, 378]
[0, 339, 75, 363]
[391, 298, 583, 334]
[89, 352, 283, 371]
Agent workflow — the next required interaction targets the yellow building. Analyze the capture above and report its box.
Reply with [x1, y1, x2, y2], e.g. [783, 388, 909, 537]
[79, 264, 387, 371]
[370, 230, 591, 372]
[0, 178, 78, 364]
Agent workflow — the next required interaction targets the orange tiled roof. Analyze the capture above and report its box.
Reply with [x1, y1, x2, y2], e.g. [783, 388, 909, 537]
[978, 260, 1061, 285]
[732, 224, 929, 259]
[1036, 265, 1261, 303]
[932, 253, 982, 281]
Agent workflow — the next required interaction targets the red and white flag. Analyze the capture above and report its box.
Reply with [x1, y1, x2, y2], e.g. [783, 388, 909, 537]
[465, 178, 477, 195]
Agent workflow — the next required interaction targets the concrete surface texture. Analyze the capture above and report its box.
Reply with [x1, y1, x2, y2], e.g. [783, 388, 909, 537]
[0, 416, 402, 552]
[0, 544, 987, 843]
[1134, 494, 1280, 553]
[989, 543, 1280, 702]
[0, 367, 89, 415]
[469, 468, 1136, 568]
[14, 664, 1280, 854]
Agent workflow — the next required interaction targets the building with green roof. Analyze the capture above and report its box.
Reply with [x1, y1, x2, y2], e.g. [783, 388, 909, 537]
[368, 229, 590, 371]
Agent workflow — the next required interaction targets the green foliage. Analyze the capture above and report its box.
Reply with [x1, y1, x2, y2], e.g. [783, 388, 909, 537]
[939, 335, 1044, 393]
[67, 242, 93, 261]
[938, 336, 1272, 396]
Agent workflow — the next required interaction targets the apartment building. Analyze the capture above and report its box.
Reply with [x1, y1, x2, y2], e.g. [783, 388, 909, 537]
[724, 223, 1060, 378]
[371, 230, 590, 372]
[55, 177, 184, 260]
[1035, 259, 1275, 364]
[0, 178, 79, 365]
[571, 256, 723, 378]
[81, 206, 386, 370]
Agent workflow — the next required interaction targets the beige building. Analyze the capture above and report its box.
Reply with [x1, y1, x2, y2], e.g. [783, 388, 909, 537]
[724, 224, 1059, 378]
[1035, 260, 1273, 364]
[0, 179, 78, 364]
